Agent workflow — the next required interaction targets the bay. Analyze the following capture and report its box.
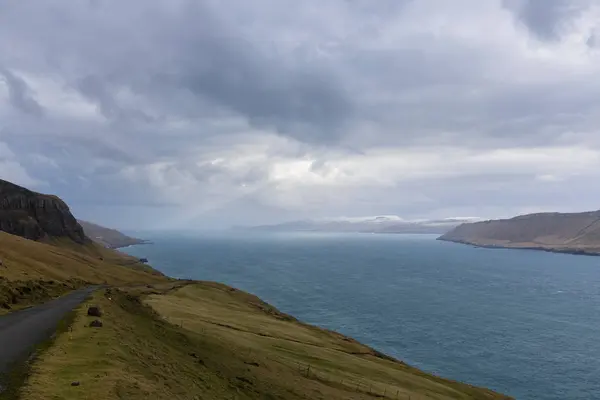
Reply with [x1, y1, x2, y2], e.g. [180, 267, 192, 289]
[123, 232, 600, 399]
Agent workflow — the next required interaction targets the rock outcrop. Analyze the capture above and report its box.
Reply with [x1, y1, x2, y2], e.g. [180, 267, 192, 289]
[0, 179, 89, 244]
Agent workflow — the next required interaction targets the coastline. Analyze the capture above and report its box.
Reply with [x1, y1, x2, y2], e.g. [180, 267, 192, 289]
[109, 239, 152, 250]
[16, 281, 513, 400]
[0, 230, 514, 398]
[437, 237, 600, 257]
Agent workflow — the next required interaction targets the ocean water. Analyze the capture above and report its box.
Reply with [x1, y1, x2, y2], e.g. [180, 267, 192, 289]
[122, 232, 600, 399]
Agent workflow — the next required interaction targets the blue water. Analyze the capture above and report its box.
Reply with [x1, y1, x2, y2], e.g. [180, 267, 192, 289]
[123, 232, 600, 399]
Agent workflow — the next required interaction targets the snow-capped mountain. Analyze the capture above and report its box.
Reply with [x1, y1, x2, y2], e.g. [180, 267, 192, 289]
[242, 216, 480, 234]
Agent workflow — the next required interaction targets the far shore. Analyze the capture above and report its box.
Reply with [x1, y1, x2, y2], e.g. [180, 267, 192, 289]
[109, 239, 153, 250]
[438, 237, 600, 257]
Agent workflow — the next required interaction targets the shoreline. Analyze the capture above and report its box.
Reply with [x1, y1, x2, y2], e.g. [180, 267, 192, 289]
[109, 240, 153, 250]
[437, 237, 600, 257]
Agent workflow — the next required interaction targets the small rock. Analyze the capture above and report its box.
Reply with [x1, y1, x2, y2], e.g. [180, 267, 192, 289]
[71, 381, 80, 387]
[236, 376, 253, 385]
[87, 306, 102, 317]
[89, 319, 103, 328]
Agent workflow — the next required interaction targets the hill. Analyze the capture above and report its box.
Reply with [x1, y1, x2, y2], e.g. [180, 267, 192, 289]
[78, 220, 148, 249]
[0, 179, 88, 244]
[439, 211, 600, 255]
[19, 283, 512, 400]
[0, 231, 166, 313]
[0, 179, 167, 312]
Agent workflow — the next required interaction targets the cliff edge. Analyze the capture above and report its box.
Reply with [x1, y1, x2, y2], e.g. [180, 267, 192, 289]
[0, 179, 89, 244]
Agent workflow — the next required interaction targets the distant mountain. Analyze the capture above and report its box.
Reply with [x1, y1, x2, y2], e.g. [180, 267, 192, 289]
[439, 211, 600, 255]
[0, 179, 89, 244]
[78, 220, 148, 249]
[241, 216, 479, 234]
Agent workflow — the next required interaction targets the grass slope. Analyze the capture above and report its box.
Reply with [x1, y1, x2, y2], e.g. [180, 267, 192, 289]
[20, 283, 512, 400]
[0, 232, 167, 313]
[439, 211, 600, 254]
[78, 220, 147, 249]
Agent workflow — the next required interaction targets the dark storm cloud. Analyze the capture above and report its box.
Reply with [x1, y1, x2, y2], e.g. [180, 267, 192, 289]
[170, 10, 353, 140]
[502, 0, 591, 40]
[0, 1, 352, 143]
[1, 0, 600, 228]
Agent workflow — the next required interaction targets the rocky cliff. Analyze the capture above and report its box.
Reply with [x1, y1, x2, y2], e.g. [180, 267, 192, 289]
[0, 179, 89, 244]
[438, 211, 600, 255]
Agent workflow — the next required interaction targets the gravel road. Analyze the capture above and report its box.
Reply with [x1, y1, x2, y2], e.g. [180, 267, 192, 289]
[0, 286, 98, 374]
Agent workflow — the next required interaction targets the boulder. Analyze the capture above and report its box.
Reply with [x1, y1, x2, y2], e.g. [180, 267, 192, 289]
[89, 319, 103, 328]
[87, 306, 102, 317]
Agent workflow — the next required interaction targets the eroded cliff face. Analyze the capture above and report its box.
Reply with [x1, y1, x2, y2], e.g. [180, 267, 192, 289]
[0, 179, 88, 244]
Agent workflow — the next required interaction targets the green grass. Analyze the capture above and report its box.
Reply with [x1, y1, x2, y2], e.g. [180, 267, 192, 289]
[0, 231, 169, 314]
[19, 283, 512, 400]
[0, 231, 168, 313]
[0, 232, 165, 284]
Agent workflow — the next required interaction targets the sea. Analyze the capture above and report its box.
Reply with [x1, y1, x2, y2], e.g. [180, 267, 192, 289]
[122, 232, 600, 400]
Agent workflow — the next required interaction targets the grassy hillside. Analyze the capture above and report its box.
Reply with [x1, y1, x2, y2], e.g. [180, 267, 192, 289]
[78, 220, 147, 249]
[439, 211, 600, 254]
[0, 231, 167, 313]
[19, 283, 511, 400]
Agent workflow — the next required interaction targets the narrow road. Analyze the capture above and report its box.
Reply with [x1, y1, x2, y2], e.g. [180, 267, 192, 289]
[0, 286, 98, 374]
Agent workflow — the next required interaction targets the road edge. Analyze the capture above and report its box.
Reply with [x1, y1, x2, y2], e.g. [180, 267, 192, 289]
[0, 293, 92, 400]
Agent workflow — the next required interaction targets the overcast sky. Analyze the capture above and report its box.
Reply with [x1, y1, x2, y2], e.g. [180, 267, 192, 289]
[1, 0, 600, 229]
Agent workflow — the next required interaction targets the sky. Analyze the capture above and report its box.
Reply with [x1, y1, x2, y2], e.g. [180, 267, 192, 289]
[1, 0, 600, 230]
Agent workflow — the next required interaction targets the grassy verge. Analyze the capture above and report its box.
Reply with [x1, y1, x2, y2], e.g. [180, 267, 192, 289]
[19, 282, 512, 400]
[0, 278, 86, 315]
